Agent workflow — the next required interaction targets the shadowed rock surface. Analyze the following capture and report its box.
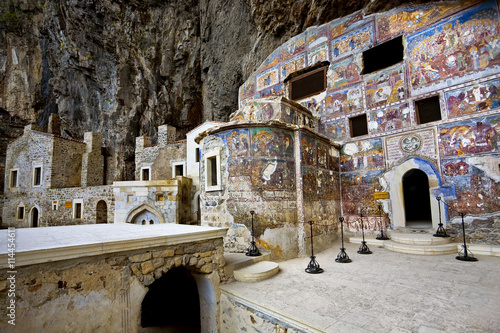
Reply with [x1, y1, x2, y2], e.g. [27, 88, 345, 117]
[0, 0, 435, 180]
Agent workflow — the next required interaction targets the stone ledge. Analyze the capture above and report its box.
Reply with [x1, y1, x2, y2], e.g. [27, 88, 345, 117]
[0, 224, 227, 268]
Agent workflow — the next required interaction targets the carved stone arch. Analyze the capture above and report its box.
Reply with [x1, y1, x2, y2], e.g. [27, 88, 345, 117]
[125, 203, 165, 224]
[29, 205, 41, 228]
[387, 157, 443, 229]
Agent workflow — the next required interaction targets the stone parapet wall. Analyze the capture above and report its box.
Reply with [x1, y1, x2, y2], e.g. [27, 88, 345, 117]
[0, 237, 225, 332]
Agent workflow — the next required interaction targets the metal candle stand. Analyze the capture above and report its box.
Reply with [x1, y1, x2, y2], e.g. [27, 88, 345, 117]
[336, 217, 352, 263]
[246, 210, 262, 257]
[456, 212, 478, 262]
[433, 196, 450, 238]
[305, 221, 324, 274]
[375, 204, 390, 240]
[357, 212, 372, 254]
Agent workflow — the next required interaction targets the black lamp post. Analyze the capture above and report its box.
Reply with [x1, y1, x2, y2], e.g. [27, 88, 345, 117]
[357, 211, 372, 254]
[305, 221, 324, 273]
[246, 210, 261, 256]
[433, 196, 449, 237]
[336, 217, 351, 263]
[376, 204, 390, 240]
[456, 212, 477, 262]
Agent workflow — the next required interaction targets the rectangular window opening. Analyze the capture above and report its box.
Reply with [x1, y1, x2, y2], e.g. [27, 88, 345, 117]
[195, 148, 200, 163]
[141, 168, 150, 181]
[17, 206, 24, 220]
[363, 36, 403, 74]
[33, 167, 42, 186]
[75, 203, 82, 219]
[208, 156, 218, 187]
[416, 95, 442, 124]
[10, 170, 18, 188]
[349, 114, 368, 138]
[290, 66, 327, 101]
[175, 165, 184, 177]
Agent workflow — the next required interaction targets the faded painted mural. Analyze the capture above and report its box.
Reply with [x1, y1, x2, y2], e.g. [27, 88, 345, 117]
[439, 114, 500, 157]
[445, 78, 500, 118]
[325, 84, 363, 119]
[365, 65, 405, 108]
[331, 22, 374, 60]
[327, 55, 362, 89]
[340, 138, 384, 172]
[368, 103, 411, 134]
[407, 0, 500, 95]
[376, 0, 479, 41]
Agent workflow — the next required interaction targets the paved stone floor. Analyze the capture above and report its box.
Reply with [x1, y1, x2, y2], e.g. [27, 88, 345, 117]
[221, 240, 500, 333]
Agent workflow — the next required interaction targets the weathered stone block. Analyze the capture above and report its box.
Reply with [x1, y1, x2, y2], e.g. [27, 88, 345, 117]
[152, 257, 164, 268]
[129, 252, 151, 263]
[162, 249, 175, 257]
[141, 260, 155, 275]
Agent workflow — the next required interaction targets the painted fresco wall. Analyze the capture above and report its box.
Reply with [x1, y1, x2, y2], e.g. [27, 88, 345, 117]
[301, 132, 340, 252]
[200, 125, 300, 260]
[238, 0, 500, 243]
[439, 114, 500, 243]
[200, 121, 340, 259]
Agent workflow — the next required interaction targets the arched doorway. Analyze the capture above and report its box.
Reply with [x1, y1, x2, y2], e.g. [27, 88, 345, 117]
[402, 169, 432, 228]
[96, 200, 107, 223]
[126, 203, 165, 225]
[140, 266, 200, 332]
[31, 207, 39, 228]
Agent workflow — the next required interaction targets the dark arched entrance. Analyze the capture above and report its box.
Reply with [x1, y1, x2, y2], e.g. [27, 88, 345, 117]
[403, 169, 432, 228]
[96, 200, 107, 223]
[31, 208, 39, 228]
[140, 266, 200, 332]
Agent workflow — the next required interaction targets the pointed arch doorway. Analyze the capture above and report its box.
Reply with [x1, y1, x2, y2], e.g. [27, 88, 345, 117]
[402, 169, 432, 228]
[31, 207, 39, 228]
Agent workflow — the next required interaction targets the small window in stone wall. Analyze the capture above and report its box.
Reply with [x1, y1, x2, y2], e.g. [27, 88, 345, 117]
[10, 169, 18, 188]
[289, 66, 327, 101]
[141, 167, 150, 181]
[205, 150, 221, 192]
[33, 166, 42, 186]
[176, 165, 184, 176]
[349, 114, 368, 138]
[156, 193, 164, 201]
[17, 206, 24, 220]
[195, 148, 200, 163]
[52, 201, 58, 211]
[415, 96, 442, 124]
[73, 199, 83, 219]
[363, 36, 404, 74]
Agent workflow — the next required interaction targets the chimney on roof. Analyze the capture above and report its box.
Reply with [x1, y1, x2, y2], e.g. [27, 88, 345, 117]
[48, 114, 60, 135]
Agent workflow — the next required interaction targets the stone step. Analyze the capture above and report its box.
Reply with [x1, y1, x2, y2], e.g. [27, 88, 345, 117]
[390, 232, 452, 245]
[233, 261, 280, 282]
[224, 252, 271, 279]
[383, 241, 458, 255]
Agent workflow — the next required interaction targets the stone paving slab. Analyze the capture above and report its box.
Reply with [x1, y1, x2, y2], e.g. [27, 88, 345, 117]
[221, 240, 500, 332]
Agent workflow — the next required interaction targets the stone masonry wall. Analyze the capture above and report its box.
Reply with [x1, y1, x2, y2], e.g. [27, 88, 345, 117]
[113, 178, 191, 224]
[81, 132, 104, 187]
[0, 238, 225, 332]
[135, 136, 187, 181]
[50, 134, 86, 188]
[2, 186, 114, 227]
[4, 126, 54, 194]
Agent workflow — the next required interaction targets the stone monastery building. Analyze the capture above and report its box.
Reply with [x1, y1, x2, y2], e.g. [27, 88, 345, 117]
[2, 0, 500, 261]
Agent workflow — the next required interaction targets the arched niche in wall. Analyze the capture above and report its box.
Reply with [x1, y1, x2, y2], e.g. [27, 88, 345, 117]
[125, 203, 165, 225]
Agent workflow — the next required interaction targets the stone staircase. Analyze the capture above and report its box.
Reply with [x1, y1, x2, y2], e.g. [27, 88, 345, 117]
[350, 229, 459, 255]
[224, 252, 280, 282]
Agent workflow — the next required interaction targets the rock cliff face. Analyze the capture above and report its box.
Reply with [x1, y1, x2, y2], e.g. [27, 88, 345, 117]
[0, 0, 427, 180]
